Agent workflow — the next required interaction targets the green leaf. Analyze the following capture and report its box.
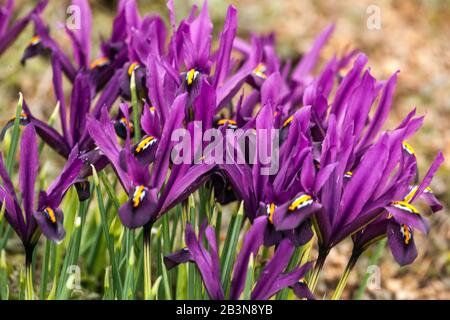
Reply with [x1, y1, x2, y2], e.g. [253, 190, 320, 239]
[122, 246, 136, 300]
[160, 253, 172, 300]
[242, 254, 255, 300]
[39, 239, 52, 300]
[103, 267, 114, 300]
[220, 202, 244, 295]
[93, 166, 123, 297]
[0, 250, 9, 300]
[56, 197, 91, 299]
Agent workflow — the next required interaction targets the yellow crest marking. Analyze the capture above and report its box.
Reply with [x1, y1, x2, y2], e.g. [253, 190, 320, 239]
[283, 115, 294, 128]
[135, 136, 156, 153]
[132, 185, 147, 208]
[128, 62, 140, 76]
[400, 224, 412, 245]
[28, 35, 41, 46]
[119, 117, 134, 131]
[392, 201, 420, 215]
[288, 195, 313, 212]
[186, 69, 199, 86]
[217, 119, 238, 129]
[90, 56, 110, 69]
[253, 63, 267, 79]
[266, 203, 276, 224]
[44, 207, 56, 224]
[402, 141, 415, 155]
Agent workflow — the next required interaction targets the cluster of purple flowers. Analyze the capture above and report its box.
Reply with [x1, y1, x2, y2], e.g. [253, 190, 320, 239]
[0, 0, 443, 300]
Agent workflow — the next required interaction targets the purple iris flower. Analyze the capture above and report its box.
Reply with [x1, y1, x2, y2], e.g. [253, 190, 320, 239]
[87, 80, 217, 229]
[276, 52, 444, 268]
[1, 73, 108, 201]
[0, 125, 82, 249]
[164, 216, 313, 300]
[352, 152, 444, 266]
[0, 0, 48, 56]
[20, 0, 130, 93]
[137, 0, 255, 121]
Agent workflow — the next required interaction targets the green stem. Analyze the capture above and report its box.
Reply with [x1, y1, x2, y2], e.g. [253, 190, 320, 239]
[308, 247, 329, 294]
[143, 222, 153, 300]
[331, 252, 360, 300]
[39, 239, 51, 300]
[25, 246, 35, 300]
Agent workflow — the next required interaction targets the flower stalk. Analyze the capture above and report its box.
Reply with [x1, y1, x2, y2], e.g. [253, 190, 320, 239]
[308, 247, 329, 294]
[331, 251, 361, 300]
[25, 246, 35, 300]
[143, 222, 153, 300]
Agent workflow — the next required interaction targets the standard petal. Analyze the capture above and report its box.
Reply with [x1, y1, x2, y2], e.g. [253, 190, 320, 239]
[69, 72, 92, 145]
[19, 125, 39, 221]
[291, 24, 334, 83]
[69, 0, 92, 68]
[212, 6, 237, 88]
[46, 146, 83, 207]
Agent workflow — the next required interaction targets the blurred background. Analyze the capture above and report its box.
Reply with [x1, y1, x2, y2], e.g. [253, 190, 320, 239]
[0, 0, 449, 299]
